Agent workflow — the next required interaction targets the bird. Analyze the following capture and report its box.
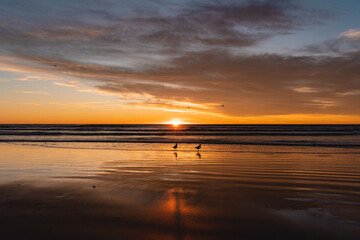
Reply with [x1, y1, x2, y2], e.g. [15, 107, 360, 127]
[173, 143, 178, 150]
[195, 144, 201, 151]
[53, 65, 57, 67]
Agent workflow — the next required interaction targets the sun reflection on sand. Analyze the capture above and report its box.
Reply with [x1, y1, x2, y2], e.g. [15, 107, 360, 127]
[151, 188, 215, 239]
[161, 188, 200, 216]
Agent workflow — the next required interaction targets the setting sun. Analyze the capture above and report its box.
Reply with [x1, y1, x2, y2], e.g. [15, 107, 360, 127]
[165, 119, 186, 126]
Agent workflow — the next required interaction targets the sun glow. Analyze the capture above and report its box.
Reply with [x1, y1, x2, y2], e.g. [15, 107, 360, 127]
[165, 119, 185, 126]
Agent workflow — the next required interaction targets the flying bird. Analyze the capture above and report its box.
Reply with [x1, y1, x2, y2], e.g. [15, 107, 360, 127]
[173, 143, 178, 150]
[195, 144, 201, 151]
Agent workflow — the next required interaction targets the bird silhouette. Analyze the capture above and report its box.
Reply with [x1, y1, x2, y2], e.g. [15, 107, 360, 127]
[195, 144, 201, 151]
[173, 143, 178, 150]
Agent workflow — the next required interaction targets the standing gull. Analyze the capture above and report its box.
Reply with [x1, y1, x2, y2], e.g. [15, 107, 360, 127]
[195, 144, 201, 151]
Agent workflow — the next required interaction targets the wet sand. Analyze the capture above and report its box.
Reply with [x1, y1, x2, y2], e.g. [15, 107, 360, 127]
[0, 143, 359, 239]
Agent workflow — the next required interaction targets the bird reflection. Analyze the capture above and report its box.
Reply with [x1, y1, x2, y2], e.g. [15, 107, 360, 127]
[174, 151, 178, 160]
[196, 152, 201, 159]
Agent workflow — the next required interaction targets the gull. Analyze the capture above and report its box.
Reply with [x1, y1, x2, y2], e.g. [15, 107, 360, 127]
[173, 143, 178, 150]
[195, 144, 201, 151]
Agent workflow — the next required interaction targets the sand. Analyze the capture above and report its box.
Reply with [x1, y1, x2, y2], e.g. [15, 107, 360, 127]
[0, 143, 359, 239]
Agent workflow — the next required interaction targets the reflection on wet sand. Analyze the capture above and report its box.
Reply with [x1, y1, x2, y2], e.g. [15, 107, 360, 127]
[1, 181, 359, 240]
[0, 143, 360, 239]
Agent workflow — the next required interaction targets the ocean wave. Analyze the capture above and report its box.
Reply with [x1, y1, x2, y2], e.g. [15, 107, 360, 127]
[1, 138, 359, 148]
[0, 124, 359, 148]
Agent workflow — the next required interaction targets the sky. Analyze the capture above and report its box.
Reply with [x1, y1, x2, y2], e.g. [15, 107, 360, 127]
[0, 0, 359, 124]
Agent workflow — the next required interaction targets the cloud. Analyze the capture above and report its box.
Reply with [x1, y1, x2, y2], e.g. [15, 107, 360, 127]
[15, 91, 48, 95]
[309, 99, 338, 108]
[15, 76, 53, 81]
[22, 25, 105, 41]
[304, 29, 360, 55]
[38, 50, 360, 116]
[0, 0, 330, 67]
[52, 81, 79, 88]
[336, 90, 360, 96]
[2, 48, 360, 117]
[291, 87, 319, 93]
[338, 29, 360, 41]
[2, 0, 358, 118]
[21, 102, 40, 106]
[48, 101, 67, 106]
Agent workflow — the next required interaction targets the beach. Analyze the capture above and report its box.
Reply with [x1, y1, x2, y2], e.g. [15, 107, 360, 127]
[2, 0, 360, 238]
[1, 129, 360, 239]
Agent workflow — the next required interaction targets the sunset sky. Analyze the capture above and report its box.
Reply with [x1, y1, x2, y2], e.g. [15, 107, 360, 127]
[0, 0, 359, 124]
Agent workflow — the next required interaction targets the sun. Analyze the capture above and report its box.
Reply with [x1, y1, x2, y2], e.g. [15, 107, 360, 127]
[165, 119, 185, 127]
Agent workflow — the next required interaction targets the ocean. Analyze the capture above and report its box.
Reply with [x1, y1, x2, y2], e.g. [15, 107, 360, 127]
[0, 124, 359, 147]
[0, 124, 359, 239]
